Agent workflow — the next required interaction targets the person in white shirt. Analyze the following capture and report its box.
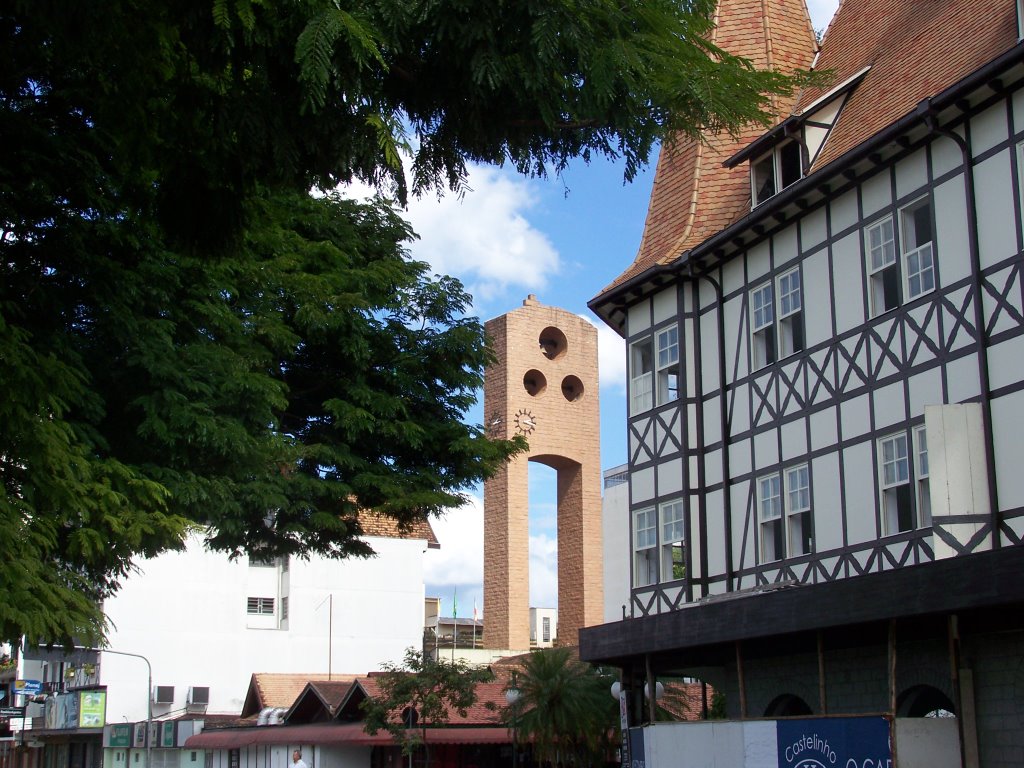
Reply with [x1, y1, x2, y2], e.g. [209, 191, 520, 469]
[292, 750, 308, 768]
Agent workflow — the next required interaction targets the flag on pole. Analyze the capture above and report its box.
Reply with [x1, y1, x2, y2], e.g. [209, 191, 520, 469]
[453, 587, 457, 619]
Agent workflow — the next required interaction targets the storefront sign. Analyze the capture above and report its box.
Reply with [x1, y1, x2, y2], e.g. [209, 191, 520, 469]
[777, 717, 891, 768]
[78, 691, 106, 728]
[109, 723, 133, 747]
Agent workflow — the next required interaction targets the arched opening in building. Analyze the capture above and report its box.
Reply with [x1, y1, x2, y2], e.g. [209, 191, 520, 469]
[897, 685, 956, 718]
[528, 462, 558, 648]
[764, 693, 813, 717]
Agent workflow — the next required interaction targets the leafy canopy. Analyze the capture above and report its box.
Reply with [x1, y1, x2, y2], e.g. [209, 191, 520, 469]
[360, 649, 494, 760]
[1, 0, 805, 644]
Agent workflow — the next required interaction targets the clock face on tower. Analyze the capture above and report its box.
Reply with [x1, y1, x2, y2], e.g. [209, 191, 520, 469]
[514, 408, 537, 435]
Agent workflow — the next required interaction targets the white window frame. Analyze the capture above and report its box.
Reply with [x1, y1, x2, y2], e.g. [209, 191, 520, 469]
[758, 473, 784, 562]
[751, 282, 776, 369]
[866, 198, 937, 317]
[629, 338, 654, 414]
[866, 215, 899, 317]
[751, 140, 802, 207]
[900, 197, 936, 301]
[879, 432, 914, 535]
[785, 464, 812, 556]
[659, 500, 685, 582]
[633, 507, 658, 587]
[914, 424, 931, 528]
[776, 267, 804, 359]
[656, 325, 680, 405]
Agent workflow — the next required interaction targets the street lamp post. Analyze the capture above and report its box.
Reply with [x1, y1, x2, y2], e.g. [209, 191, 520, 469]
[505, 673, 520, 768]
[76, 647, 153, 768]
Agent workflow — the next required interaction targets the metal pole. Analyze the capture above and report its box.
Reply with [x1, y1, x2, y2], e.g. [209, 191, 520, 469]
[77, 647, 153, 768]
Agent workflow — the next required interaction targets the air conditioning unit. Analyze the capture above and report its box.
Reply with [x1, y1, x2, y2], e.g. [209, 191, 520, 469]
[152, 685, 174, 704]
[187, 686, 210, 706]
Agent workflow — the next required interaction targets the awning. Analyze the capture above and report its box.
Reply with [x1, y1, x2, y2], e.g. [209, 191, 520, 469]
[185, 723, 512, 749]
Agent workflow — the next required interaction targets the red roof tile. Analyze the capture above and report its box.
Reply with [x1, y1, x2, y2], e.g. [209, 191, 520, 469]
[250, 673, 360, 711]
[799, 0, 1017, 171]
[596, 0, 1020, 310]
[600, 0, 817, 295]
[354, 509, 440, 548]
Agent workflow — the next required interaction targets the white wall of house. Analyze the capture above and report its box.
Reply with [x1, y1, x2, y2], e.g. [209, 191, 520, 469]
[602, 465, 630, 623]
[99, 531, 429, 721]
[529, 607, 557, 647]
[621, 89, 1024, 613]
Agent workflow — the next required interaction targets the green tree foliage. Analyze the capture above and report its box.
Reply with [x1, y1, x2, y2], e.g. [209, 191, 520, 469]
[1, 0, 807, 645]
[505, 647, 618, 766]
[361, 649, 493, 764]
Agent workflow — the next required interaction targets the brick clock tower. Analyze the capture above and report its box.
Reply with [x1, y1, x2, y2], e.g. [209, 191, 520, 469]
[483, 295, 603, 649]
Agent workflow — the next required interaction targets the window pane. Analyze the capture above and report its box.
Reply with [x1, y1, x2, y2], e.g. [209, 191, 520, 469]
[916, 428, 929, 477]
[661, 501, 684, 542]
[630, 340, 654, 412]
[634, 508, 656, 549]
[786, 465, 810, 512]
[657, 327, 679, 367]
[905, 243, 935, 298]
[753, 155, 776, 204]
[881, 435, 909, 487]
[752, 284, 774, 329]
[759, 475, 781, 520]
[779, 270, 801, 317]
[869, 218, 896, 271]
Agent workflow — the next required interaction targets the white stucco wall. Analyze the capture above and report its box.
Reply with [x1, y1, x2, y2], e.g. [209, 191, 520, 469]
[99, 531, 428, 721]
[602, 466, 630, 623]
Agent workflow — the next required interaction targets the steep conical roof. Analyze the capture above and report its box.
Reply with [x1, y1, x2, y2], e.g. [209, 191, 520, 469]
[598, 0, 817, 296]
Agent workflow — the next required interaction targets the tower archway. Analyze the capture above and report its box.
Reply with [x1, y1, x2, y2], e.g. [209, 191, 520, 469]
[483, 296, 603, 649]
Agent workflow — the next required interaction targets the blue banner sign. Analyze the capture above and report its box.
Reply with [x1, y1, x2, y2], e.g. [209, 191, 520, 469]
[14, 680, 42, 695]
[628, 726, 646, 768]
[777, 717, 891, 768]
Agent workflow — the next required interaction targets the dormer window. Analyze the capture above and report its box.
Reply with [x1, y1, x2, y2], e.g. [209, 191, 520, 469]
[751, 140, 802, 207]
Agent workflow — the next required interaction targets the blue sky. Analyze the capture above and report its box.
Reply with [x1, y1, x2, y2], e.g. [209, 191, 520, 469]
[388, 0, 843, 624]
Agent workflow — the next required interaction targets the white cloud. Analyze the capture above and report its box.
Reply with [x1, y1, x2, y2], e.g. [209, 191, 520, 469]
[529, 533, 558, 609]
[424, 494, 561, 617]
[576, 313, 626, 395]
[403, 168, 561, 307]
[340, 164, 562, 313]
[424, 495, 484, 587]
[596, 321, 626, 394]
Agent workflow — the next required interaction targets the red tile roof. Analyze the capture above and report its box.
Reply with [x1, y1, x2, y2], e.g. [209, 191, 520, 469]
[354, 509, 440, 549]
[595, 0, 1020, 312]
[600, 0, 817, 294]
[244, 673, 361, 715]
[800, 0, 1017, 171]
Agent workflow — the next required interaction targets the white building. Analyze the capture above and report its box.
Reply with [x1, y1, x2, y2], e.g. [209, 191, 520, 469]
[582, 0, 1024, 765]
[20, 513, 437, 724]
[601, 464, 630, 623]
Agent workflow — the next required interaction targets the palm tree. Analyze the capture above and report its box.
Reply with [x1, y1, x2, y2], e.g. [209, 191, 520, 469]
[504, 647, 618, 767]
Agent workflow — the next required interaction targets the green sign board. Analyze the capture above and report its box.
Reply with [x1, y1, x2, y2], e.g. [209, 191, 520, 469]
[78, 691, 106, 729]
[161, 721, 175, 747]
[110, 723, 132, 747]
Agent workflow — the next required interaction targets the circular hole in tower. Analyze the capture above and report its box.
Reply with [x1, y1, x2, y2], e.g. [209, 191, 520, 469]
[538, 326, 568, 360]
[523, 369, 547, 396]
[561, 375, 585, 402]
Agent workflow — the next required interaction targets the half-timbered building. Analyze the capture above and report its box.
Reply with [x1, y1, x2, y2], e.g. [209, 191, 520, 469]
[582, 0, 1024, 765]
